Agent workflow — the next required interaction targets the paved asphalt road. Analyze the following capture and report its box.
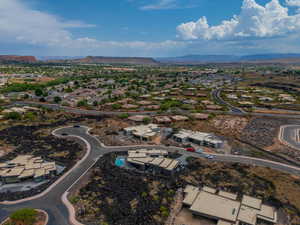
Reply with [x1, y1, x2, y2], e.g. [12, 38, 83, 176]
[281, 125, 300, 151]
[11, 101, 300, 119]
[211, 88, 245, 114]
[2, 126, 300, 224]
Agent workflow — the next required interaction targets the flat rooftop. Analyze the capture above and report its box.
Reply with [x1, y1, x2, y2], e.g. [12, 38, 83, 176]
[184, 185, 277, 225]
[183, 185, 199, 206]
[0, 155, 57, 180]
[217, 220, 234, 225]
[127, 150, 180, 172]
[219, 190, 238, 200]
[202, 186, 217, 194]
[242, 195, 262, 210]
[190, 191, 241, 222]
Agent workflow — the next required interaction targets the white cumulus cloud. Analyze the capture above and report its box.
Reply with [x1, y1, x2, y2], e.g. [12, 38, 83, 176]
[177, 0, 300, 41]
[0, 0, 184, 56]
[0, 0, 95, 46]
[286, 0, 300, 7]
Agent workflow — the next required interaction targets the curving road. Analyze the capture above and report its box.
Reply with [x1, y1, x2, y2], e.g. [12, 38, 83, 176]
[211, 88, 246, 114]
[1, 126, 300, 225]
[0, 126, 107, 225]
[279, 125, 300, 151]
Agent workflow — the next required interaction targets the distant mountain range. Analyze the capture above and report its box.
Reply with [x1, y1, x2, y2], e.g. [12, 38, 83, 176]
[43, 56, 158, 65]
[38, 56, 81, 61]
[157, 54, 300, 64]
[70, 56, 158, 65]
[3, 54, 300, 65]
[0, 55, 37, 63]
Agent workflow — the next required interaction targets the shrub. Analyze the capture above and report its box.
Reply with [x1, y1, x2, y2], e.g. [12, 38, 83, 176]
[9, 208, 38, 225]
[142, 117, 151, 124]
[118, 113, 129, 119]
[77, 99, 88, 107]
[4, 112, 22, 120]
[53, 96, 62, 104]
[112, 104, 121, 110]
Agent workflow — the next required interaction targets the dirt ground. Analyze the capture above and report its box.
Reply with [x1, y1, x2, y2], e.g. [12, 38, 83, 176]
[0, 144, 14, 157]
[174, 208, 216, 225]
[213, 115, 249, 137]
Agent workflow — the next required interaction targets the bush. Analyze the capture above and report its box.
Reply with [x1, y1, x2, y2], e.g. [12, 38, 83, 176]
[143, 117, 151, 124]
[34, 88, 43, 97]
[24, 112, 37, 121]
[118, 113, 129, 119]
[9, 208, 38, 225]
[112, 104, 121, 110]
[77, 100, 88, 107]
[53, 96, 62, 104]
[4, 112, 22, 120]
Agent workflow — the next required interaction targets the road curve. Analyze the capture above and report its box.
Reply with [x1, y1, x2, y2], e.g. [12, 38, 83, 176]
[279, 125, 300, 151]
[211, 88, 246, 114]
[0, 126, 107, 225]
[1, 126, 300, 225]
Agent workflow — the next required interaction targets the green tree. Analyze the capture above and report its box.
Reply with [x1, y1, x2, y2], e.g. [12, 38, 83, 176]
[4, 112, 22, 120]
[34, 88, 43, 97]
[143, 117, 151, 124]
[24, 112, 36, 121]
[118, 113, 129, 119]
[53, 96, 62, 104]
[77, 99, 88, 107]
[112, 104, 121, 110]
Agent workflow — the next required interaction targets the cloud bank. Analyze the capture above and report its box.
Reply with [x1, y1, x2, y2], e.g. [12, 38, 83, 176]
[0, 0, 181, 56]
[177, 0, 300, 41]
[2, 0, 300, 56]
[286, 0, 300, 7]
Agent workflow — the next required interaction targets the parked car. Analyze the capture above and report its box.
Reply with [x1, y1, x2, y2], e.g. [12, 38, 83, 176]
[195, 148, 203, 154]
[186, 147, 195, 152]
[205, 154, 215, 159]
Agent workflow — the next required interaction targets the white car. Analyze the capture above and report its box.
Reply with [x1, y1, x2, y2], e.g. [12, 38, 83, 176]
[195, 149, 203, 154]
[205, 154, 215, 159]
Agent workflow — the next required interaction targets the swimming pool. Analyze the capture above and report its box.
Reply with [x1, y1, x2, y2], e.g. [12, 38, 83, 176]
[115, 157, 126, 167]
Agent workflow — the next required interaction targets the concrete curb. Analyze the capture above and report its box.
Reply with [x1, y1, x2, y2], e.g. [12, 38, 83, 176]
[61, 159, 99, 225]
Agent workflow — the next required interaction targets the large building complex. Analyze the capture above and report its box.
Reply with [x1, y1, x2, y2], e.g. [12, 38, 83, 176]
[173, 129, 223, 148]
[0, 155, 57, 184]
[183, 185, 277, 225]
[126, 149, 181, 175]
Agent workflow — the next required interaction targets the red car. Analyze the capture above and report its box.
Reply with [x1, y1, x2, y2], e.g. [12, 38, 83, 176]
[186, 147, 195, 152]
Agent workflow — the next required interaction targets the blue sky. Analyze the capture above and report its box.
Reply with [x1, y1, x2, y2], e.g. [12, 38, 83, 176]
[1, 0, 300, 57]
